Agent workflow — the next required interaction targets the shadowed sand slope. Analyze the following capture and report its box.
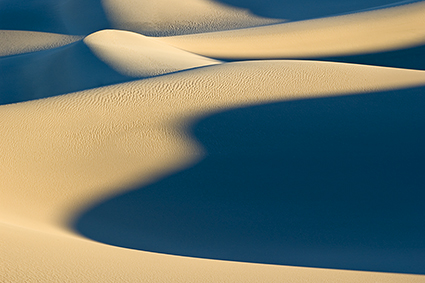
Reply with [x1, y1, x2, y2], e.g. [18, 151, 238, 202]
[0, 30, 81, 57]
[0, 0, 111, 35]
[216, 0, 407, 20]
[0, 0, 280, 36]
[74, 86, 425, 274]
[0, 29, 220, 105]
[317, 43, 425, 70]
[1, 61, 425, 282]
[0, 40, 129, 105]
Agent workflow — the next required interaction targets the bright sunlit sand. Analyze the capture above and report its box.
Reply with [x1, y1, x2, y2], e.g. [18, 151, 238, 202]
[1, 1, 424, 282]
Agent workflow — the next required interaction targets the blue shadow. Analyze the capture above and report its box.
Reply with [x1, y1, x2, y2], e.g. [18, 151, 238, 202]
[74, 86, 425, 274]
[217, 43, 425, 71]
[318, 43, 425, 71]
[215, 0, 410, 21]
[0, 0, 110, 35]
[0, 41, 132, 105]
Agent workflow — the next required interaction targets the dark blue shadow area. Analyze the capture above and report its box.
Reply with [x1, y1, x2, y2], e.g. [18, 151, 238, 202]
[218, 44, 425, 71]
[318, 43, 425, 71]
[0, 41, 132, 105]
[0, 0, 110, 35]
[74, 86, 425, 274]
[216, 0, 409, 21]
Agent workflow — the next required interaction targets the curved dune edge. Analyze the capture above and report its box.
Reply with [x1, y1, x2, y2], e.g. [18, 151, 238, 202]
[83, 29, 221, 77]
[1, 60, 425, 281]
[159, 1, 425, 58]
[0, 30, 81, 57]
[1, 222, 424, 283]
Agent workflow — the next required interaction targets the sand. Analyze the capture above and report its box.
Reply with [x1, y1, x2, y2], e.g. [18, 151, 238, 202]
[1, 0, 425, 282]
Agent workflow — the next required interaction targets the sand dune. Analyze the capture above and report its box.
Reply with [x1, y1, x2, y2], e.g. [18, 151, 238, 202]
[160, 1, 425, 59]
[1, 60, 425, 281]
[1, 0, 425, 282]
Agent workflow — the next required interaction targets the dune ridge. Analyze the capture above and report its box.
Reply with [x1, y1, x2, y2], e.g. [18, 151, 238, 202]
[83, 29, 221, 77]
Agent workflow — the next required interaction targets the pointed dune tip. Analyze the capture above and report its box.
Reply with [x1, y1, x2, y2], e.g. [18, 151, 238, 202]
[83, 29, 221, 77]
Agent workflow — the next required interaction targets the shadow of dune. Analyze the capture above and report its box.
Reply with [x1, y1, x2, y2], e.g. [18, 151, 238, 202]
[218, 43, 425, 71]
[0, 41, 132, 105]
[215, 0, 409, 21]
[74, 86, 425, 274]
[317, 43, 425, 71]
[0, 0, 110, 35]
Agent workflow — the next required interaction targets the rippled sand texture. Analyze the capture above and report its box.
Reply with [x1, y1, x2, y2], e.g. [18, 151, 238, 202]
[1, 1, 425, 282]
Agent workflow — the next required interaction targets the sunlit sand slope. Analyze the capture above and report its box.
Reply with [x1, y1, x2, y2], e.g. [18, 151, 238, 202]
[1, 221, 423, 283]
[1, 61, 425, 281]
[83, 29, 221, 77]
[160, 1, 425, 59]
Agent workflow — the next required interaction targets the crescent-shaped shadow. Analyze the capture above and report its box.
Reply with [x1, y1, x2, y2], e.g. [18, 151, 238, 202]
[316, 43, 425, 71]
[74, 86, 425, 274]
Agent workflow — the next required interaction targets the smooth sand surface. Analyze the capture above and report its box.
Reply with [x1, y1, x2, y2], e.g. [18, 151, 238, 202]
[83, 29, 221, 76]
[1, 0, 425, 282]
